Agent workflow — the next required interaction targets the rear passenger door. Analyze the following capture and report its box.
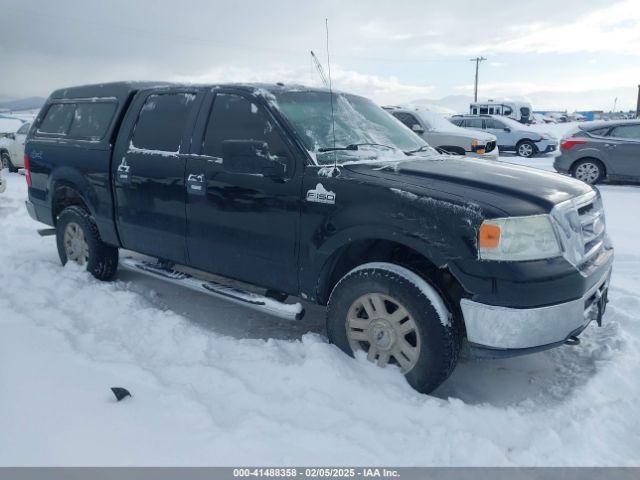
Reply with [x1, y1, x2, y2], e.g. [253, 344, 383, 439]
[112, 89, 202, 263]
[605, 124, 640, 178]
[185, 90, 302, 293]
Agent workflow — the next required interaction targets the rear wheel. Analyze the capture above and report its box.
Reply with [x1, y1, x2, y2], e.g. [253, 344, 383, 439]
[516, 140, 535, 158]
[327, 263, 461, 394]
[1, 152, 17, 173]
[56, 206, 119, 280]
[572, 159, 604, 185]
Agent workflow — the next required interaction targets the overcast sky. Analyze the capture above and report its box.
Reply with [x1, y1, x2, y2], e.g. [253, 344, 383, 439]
[1, 0, 639, 111]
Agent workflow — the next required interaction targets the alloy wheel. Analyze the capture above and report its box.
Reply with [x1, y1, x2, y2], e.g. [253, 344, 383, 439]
[518, 142, 534, 157]
[574, 162, 600, 184]
[63, 222, 89, 265]
[346, 293, 421, 373]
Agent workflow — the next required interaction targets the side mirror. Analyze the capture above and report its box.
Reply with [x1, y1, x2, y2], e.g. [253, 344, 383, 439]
[221, 139, 286, 180]
[503, 128, 511, 132]
[411, 124, 425, 134]
[6, 133, 15, 140]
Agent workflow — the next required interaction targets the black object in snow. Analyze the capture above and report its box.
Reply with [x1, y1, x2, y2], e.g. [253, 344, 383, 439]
[110, 387, 132, 402]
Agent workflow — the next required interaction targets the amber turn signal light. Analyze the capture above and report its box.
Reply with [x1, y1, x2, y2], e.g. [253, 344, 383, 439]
[479, 223, 501, 249]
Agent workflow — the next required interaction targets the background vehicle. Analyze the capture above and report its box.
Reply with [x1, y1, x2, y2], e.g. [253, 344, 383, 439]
[25, 82, 613, 394]
[470, 100, 533, 123]
[554, 120, 640, 184]
[0, 121, 30, 172]
[384, 105, 498, 159]
[0, 165, 6, 194]
[450, 114, 557, 157]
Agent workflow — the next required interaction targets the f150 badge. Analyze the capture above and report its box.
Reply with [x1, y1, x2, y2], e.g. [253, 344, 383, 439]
[307, 183, 336, 205]
[117, 158, 131, 183]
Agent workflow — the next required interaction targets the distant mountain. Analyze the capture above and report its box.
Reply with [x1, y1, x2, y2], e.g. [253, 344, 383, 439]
[0, 97, 46, 112]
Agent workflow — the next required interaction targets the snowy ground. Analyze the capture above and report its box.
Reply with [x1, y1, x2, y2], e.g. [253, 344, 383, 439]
[1, 159, 639, 466]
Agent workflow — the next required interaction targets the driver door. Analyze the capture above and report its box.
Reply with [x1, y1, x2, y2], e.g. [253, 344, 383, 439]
[185, 90, 303, 292]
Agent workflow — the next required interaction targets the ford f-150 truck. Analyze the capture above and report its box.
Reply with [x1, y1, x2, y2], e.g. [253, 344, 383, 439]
[24, 82, 613, 393]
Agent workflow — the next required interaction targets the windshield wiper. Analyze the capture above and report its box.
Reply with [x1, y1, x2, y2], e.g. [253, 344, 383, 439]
[404, 145, 432, 154]
[318, 143, 396, 153]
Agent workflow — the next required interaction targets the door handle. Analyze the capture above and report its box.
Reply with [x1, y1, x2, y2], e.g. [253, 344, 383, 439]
[187, 173, 206, 195]
[604, 143, 617, 148]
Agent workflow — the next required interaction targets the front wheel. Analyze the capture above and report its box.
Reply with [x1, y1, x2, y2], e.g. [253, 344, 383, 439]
[56, 206, 119, 281]
[516, 140, 536, 158]
[327, 263, 461, 394]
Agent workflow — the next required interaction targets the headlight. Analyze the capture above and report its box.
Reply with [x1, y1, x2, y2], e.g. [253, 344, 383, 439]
[478, 214, 562, 261]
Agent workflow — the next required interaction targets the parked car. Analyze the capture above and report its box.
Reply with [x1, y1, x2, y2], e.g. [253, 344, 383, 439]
[0, 121, 30, 172]
[470, 100, 532, 123]
[25, 82, 613, 394]
[554, 120, 640, 184]
[384, 105, 498, 159]
[450, 114, 557, 157]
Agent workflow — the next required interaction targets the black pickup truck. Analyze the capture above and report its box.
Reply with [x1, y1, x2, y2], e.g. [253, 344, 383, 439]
[24, 82, 613, 393]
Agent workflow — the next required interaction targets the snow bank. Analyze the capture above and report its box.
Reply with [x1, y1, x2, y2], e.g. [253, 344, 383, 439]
[0, 173, 639, 466]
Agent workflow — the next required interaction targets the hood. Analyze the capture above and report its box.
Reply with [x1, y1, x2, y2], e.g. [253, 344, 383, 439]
[342, 155, 593, 216]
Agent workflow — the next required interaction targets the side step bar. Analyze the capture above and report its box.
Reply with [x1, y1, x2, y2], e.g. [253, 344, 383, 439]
[120, 258, 304, 321]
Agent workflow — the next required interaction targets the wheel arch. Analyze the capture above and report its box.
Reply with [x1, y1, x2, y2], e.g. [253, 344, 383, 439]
[51, 181, 93, 224]
[314, 237, 467, 333]
[570, 156, 607, 179]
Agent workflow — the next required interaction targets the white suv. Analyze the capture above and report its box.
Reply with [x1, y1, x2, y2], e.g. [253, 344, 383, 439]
[0, 122, 30, 172]
[385, 106, 499, 159]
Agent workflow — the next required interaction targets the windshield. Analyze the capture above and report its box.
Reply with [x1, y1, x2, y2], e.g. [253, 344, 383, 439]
[271, 91, 426, 164]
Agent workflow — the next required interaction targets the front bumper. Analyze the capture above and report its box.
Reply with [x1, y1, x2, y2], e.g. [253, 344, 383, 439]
[461, 262, 612, 355]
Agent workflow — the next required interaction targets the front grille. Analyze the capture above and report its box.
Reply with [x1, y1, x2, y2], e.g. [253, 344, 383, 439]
[578, 196, 606, 263]
[550, 190, 607, 268]
[485, 141, 496, 153]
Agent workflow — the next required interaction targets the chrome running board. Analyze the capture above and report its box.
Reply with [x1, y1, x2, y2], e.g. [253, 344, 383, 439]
[120, 258, 304, 321]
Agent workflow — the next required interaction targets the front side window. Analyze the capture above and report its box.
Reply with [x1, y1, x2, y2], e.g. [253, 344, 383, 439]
[202, 93, 289, 161]
[131, 93, 196, 152]
[610, 124, 640, 140]
[484, 118, 504, 129]
[504, 107, 513, 116]
[38, 103, 75, 135]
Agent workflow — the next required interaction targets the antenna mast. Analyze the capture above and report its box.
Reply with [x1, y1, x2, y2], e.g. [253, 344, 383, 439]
[310, 50, 329, 88]
[325, 18, 337, 168]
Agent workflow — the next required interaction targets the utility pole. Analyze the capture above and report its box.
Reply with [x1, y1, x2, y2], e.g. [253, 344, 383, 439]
[636, 85, 640, 119]
[470, 57, 487, 102]
[612, 97, 618, 113]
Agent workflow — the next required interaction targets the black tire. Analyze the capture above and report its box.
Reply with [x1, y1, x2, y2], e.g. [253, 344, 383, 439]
[56, 206, 119, 281]
[571, 158, 604, 185]
[1, 152, 18, 173]
[327, 263, 461, 394]
[516, 140, 536, 158]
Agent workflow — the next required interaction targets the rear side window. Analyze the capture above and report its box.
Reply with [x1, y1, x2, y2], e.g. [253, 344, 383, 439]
[67, 103, 117, 140]
[131, 93, 196, 152]
[17, 123, 31, 134]
[484, 118, 504, 129]
[465, 118, 483, 128]
[587, 127, 610, 137]
[37, 102, 116, 140]
[38, 104, 75, 134]
[610, 124, 640, 140]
